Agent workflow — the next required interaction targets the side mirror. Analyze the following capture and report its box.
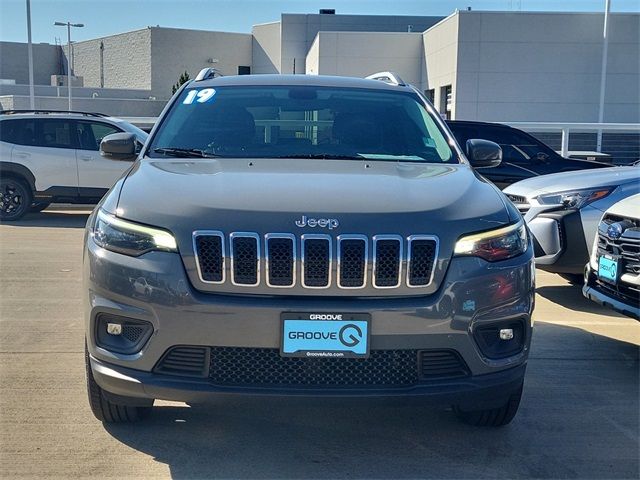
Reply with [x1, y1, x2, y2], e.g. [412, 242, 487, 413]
[465, 139, 502, 169]
[100, 133, 137, 161]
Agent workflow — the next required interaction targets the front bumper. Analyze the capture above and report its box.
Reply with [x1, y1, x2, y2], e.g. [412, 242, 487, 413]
[84, 238, 535, 403]
[91, 354, 526, 410]
[583, 264, 640, 319]
[526, 207, 593, 275]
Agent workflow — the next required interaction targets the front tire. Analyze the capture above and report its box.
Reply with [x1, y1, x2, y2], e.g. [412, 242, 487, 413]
[454, 383, 523, 427]
[85, 345, 153, 423]
[0, 177, 32, 221]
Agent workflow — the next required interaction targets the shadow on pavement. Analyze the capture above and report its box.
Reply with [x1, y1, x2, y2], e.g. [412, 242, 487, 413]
[103, 323, 639, 479]
[536, 282, 626, 317]
[2, 210, 91, 229]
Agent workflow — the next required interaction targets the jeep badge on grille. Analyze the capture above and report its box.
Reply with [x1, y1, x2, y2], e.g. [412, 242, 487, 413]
[295, 215, 339, 229]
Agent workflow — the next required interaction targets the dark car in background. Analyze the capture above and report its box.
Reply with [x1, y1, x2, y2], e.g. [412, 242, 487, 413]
[447, 121, 608, 189]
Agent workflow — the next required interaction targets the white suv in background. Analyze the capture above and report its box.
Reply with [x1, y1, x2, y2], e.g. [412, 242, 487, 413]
[0, 110, 148, 220]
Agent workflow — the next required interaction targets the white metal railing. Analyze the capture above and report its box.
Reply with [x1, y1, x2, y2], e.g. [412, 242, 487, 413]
[505, 122, 640, 158]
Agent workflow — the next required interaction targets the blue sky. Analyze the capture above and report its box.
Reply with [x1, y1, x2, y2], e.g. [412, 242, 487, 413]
[1, 0, 638, 44]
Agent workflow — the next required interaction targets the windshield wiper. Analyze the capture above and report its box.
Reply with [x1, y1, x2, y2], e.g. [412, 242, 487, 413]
[273, 154, 365, 160]
[153, 147, 220, 158]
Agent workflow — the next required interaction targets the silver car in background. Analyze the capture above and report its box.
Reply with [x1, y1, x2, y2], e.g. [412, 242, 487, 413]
[504, 165, 639, 282]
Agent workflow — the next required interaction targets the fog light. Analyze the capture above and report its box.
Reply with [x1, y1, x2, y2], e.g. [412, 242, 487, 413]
[107, 323, 122, 335]
[96, 314, 153, 354]
[474, 319, 525, 359]
[499, 328, 514, 340]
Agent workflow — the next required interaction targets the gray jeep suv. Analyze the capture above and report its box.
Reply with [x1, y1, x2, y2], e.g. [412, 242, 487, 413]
[84, 72, 535, 426]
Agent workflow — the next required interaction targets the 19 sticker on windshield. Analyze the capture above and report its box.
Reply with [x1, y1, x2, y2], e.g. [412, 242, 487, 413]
[183, 88, 216, 104]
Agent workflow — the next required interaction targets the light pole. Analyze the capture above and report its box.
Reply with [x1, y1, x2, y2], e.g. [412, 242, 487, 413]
[54, 21, 84, 111]
[596, 0, 611, 152]
[26, 0, 35, 109]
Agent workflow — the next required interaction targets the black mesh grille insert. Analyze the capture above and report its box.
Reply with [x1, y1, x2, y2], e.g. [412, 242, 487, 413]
[267, 237, 294, 286]
[121, 325, 145, 343]
[303, 238, 330, 287]
[409, 239, 437, 286]
[195, 235, 224, 282]
[339, 239, 366, 287]
[208, 348, 469, 388]
[374, 239, 401, 287]
[155, 346, 208, 377]
[232, 236, 258, 285]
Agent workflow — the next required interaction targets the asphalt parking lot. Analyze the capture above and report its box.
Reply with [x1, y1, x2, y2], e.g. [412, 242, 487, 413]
[1, 208, 638, 479]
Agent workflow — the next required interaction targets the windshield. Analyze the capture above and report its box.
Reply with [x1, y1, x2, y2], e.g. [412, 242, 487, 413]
[148, 85, 457, 163]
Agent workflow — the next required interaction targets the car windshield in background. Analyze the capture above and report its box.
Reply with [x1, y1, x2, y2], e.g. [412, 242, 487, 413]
[148, 86, 456, 163]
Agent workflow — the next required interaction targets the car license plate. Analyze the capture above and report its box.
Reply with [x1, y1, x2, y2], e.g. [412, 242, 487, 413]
[281, 313, 370, 358]
[598, 255, 619, 284]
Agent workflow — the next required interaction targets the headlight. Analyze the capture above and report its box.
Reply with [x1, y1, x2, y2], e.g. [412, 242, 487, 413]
[92, 209, 177, 256]
[535, 187, 613, 209]
[454, 221, 528, 262]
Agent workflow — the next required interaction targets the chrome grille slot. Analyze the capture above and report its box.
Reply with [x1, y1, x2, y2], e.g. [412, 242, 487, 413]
[302, 234, 332, 288]
[337, 235, 367, 289]
[373, 235, 402, 288]
[230, 233, 260, 286]
[407, 236, 438, 287]
[193, 231, 225, 283]
[265, 234, 295, 287]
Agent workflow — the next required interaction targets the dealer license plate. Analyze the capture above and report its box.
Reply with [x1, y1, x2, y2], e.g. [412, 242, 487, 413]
[598, 255, 620, 284]
[281, 312, 370, 358]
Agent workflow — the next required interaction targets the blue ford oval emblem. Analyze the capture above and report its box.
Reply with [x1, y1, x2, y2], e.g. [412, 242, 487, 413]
[607, 222, 623, 240]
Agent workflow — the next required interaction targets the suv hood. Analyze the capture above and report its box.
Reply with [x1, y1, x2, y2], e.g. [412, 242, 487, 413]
[607, 193, 640, 218]
[504, 165, 638, 198]
[116, 158, 509, 226]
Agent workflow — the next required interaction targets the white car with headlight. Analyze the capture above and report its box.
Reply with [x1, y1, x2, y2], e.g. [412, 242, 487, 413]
[503, 165, 639, 282]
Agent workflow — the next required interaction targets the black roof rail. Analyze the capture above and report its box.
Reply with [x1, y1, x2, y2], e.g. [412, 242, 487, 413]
[364, 71, 406, 86]
[194, 68, 224, 82]
[0, 109, 109, 117]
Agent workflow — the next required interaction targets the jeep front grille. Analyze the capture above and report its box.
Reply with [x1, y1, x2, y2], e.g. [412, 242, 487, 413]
[193, 231, 439, 291]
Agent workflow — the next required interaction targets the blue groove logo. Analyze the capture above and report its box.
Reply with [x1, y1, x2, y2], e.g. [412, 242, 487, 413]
[606, 222, 624, 240]
[338, 324, 363, 347]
